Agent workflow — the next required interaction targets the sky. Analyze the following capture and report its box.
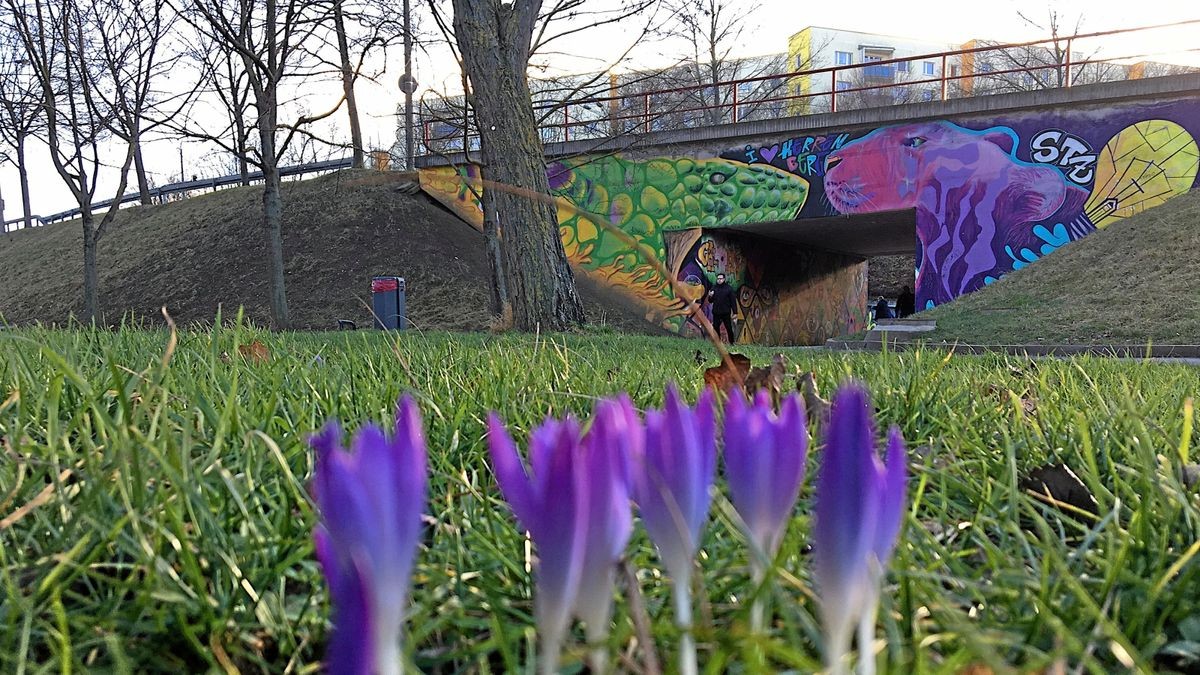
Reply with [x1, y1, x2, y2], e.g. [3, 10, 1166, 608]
[2, 0, 1198, 225]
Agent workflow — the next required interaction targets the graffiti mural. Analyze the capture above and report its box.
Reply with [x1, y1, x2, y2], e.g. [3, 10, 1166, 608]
[721, 101, 1200, 309]
[420, 97, 1200, 343]
[419, 156, 826, 340]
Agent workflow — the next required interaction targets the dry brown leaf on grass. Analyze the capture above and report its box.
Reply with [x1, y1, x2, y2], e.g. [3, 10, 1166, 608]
[797, 370, 831, 424]
[702, 353, 752, 395]
[238, 340, 271, 363]
[1020, 463, 1100, 520]
[743, 353, 788, 403]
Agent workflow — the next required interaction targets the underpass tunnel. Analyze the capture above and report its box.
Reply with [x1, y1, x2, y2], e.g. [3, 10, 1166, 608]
[674, 208, 917, 345]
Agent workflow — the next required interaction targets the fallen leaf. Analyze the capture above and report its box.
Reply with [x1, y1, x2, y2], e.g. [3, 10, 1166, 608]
[238, 340, 271, 364]
[796, 370, 831, 425]
[703, 353, 751, 394]
[744, 353, 787, 403]
[1020, 463, 1099, 520]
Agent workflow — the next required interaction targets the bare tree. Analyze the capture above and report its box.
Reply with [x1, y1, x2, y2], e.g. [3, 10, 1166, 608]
[321, 0, 410, 168]
[0, 19, 42, 230]
[656, 0, 789, 125]
[192, 37, 254, 184]
[88, 0, 184, 205]
[425, 0, 658, 330]
[184, 0, 343, 328]
[965, 11, 1124, 95]
[5, 0, 140, 321]
[449, 0, 587, 331]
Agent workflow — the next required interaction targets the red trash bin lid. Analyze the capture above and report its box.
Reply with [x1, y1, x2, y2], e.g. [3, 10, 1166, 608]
[371, 278, 399, 293]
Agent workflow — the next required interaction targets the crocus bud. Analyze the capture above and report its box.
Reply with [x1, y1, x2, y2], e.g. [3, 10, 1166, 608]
[813, 383, 907, 675]
[311, 395, 429, 675]
[488, 413, 590, 675]
[723, 390, 808, 564]
[631, 385, 717, 675]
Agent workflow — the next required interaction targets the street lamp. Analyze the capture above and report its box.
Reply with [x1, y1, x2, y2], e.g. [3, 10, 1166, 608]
[399, 0, 417, 171]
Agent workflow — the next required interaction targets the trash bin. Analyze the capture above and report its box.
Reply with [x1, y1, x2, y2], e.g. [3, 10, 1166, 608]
[370, 276, 407, 330]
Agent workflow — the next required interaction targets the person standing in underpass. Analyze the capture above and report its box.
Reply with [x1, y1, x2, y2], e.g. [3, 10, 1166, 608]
[896, 284, 916, 318]
[708, 273, 737, 343]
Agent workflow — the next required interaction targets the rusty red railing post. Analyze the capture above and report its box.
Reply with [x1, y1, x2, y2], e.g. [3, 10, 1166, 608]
[1063, 37, 1073, 87]
[830, 69, 837, 112]
[941, 54, 948, 100]
[731, 82, 739, 123]
[563, 104, 570, 142]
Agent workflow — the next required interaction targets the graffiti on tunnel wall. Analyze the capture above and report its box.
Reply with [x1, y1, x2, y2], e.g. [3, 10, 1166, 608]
[419, 155, 851, 343]
[721, 100, 1200, 309]
[419, 97, 1200, 342]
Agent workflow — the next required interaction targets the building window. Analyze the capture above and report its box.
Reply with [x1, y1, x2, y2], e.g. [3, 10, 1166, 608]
[796, 54, 805, 70]
[979, 63, 994, 74]
[835, 51, 853, 66]
[922, 89, 935, 101]
[923, 61, 935, 76]
[835, 80, 852, 91]
[897, 60, 909, 73]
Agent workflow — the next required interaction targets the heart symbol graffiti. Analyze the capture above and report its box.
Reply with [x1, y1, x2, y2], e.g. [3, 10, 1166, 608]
[758, 144, 780, 163]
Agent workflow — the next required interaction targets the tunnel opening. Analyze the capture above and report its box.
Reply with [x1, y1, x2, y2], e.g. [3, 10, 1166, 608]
[675, 209, 917, 345]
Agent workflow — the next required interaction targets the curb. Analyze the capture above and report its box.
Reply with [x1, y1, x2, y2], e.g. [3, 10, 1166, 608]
[824, 339, 1200, 359]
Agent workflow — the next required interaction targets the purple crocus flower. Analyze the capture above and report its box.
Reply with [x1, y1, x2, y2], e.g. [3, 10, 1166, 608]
[574, 396, 639, 668]
[311, 395, 429, 675]
[813, 383, 907, 675]
[631, 385, 716, 675]
[724, 390, 808, 563]
[723, 390, 808, 634]
[488, 413, 590, 675]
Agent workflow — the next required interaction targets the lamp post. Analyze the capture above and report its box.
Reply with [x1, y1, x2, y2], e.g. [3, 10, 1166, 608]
[399, 0, 417, 170]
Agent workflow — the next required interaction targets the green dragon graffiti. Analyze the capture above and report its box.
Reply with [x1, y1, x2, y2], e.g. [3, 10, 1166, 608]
[419, 155, 809, 329]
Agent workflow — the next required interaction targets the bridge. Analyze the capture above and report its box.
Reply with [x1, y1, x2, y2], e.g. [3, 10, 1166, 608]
[419, 72, 1200, 344]
[10, 21, 1199, 345]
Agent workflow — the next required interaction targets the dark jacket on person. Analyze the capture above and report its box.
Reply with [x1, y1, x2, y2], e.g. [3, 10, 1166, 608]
[710, 282, 737, 316]
[874, 298, 893, 319]
[896, 288, 916, 318]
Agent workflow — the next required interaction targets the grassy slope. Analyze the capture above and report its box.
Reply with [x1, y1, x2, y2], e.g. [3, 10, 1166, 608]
[921, 189, 1200, 345]
[1, 327, 1199, 672]
[0, 170, 652, 333]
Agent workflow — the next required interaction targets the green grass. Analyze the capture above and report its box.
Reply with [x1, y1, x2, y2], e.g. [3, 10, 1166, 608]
[1, 322, 1199, 673]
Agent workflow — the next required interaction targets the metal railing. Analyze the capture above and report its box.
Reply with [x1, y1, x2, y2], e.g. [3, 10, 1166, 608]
[419, 19, 1200, 152]
[2, 156, 354, 231]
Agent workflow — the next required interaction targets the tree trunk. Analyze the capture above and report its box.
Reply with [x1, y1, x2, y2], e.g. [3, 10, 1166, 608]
[333, 0, 365, 169]
[481, 187, 508, 316]
[17, 136, 32, 229]
[82, 213, 99, 322]
[258, 107, 289, 329]
[452, 0, 586, 332]
[133, 133, 152, 205]
[235, 119, 250, 185]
